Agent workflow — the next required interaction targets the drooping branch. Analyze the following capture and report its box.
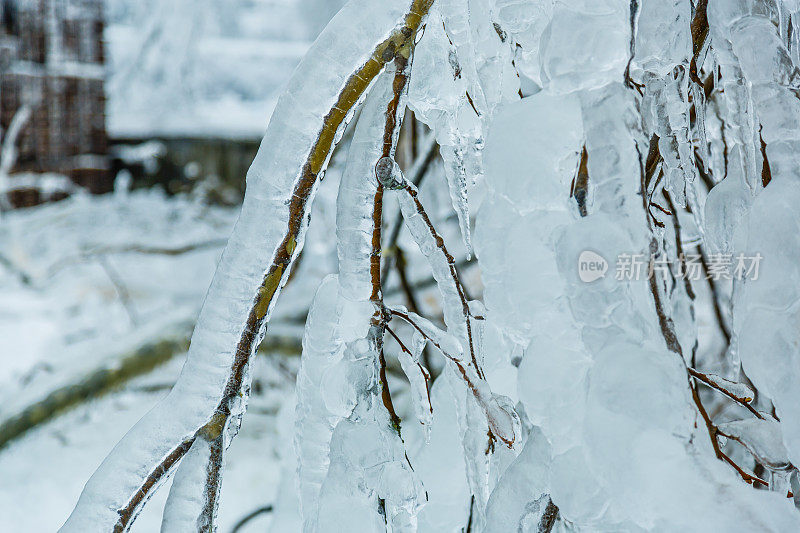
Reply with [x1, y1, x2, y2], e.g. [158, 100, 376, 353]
[378, 164, 484, 379]
[61, 2, 435, 531]
[388, 307, 515, 447]
[167, 10, 429, 533]
[373, 58, 414, 430]
[637, 134, 766, 489]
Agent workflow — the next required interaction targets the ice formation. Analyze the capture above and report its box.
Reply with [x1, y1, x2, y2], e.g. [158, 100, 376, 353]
[62, 0, 800, 531]
[61, 1, 433, 530]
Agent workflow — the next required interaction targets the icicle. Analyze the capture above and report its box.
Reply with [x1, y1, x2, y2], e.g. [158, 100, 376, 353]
[408, 8, 485, 256]
[442, 141, 474, 258]
[706, 17, 760, 191]
[484, 427, 552, 533]
[649, 66, 694, 207]
[690, 80, 710, 173]
[311, 64, 425, 532]
[294, 275, 345, 532]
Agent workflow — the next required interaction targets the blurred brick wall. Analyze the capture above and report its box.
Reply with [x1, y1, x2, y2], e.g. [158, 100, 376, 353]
[0, 0, 110, 206]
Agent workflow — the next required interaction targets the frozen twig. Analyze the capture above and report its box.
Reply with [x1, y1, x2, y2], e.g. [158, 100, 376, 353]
[638, 135, 764, 489]
[62, 3, 435, 530]
[389, 307, 515, 447]
[537, 498, 559, 533]
[379, 162, 483, 378]
[230, 505, 273, 533]
[687, 368, 762, 419]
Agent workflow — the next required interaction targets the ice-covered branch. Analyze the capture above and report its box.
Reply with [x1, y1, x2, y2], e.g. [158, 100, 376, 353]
[377, 160, 483, 377]
[708, 0, 800, 472]
[61, 1, 434, 531]
[295, 31, 426, 530]
[388, 306, 515, 448]
[687, 367, 762, 418]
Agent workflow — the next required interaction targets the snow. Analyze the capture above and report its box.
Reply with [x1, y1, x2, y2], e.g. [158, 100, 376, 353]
[0, 191, 235, 419]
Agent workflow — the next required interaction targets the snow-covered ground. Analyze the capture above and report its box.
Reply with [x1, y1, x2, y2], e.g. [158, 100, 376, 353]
[0, 190, 235, 392]
[0, 185, 322, 531]
[0, 354, 291, 532]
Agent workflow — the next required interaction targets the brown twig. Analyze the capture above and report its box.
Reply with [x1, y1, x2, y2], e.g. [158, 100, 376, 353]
[538, 498, 560, 533]
[381, 135, 439, 287]
[718, 446, 769, 487]
[115, 437, 196, 532]
[373, 53, 418, 436]
[663, 191, 696, 300]
[43, 239, 229, 280]
[389, 308, 511, 447]
[386, 324, 413, 357]
[386, 324, 433, 411]
[571, 145, 590, 217]
[199, 434, 224, 529]
[390, 309, 458, 363]
[394, 248, 437, 382]
[230, 505, 274, 533]
[398, 183, 484, 379]
[693, 389, 769, 488]
[623, 0, 642, 93]
[687, 367, 763, 419]
[85, 239, 228, 257]
[697, 246, 732, 345]
[759, 125, 772, 188]
[690, 0, 709, 86]
[465, 495, 475, 533]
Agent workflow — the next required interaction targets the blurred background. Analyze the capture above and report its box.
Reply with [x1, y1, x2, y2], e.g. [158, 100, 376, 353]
[1, 0, 346, 206]
[0, 1, 468, 530]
